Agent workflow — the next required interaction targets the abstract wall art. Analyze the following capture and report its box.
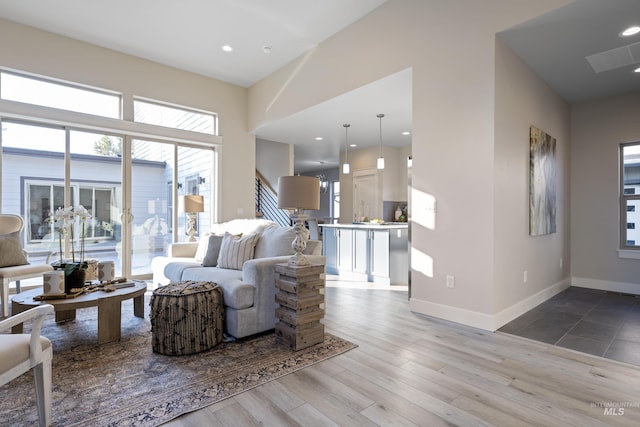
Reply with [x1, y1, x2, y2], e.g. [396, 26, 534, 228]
[529, 126, 557, 236]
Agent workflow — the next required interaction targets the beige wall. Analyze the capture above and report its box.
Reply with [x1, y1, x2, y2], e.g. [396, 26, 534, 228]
[249, 0, 570, 329]
[571, 92, 640, 294]
[493, 39, 571, 321]
[0, 18, 254, 222]
[338, 144, 409, 223]
[256, 139, 293, 192]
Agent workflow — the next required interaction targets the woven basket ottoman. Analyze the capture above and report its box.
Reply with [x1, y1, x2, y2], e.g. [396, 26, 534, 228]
[150, 281, 224, 356]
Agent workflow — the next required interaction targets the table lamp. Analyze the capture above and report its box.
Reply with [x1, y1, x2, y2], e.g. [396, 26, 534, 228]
[181, 195, 204, 242]
[277, 176, 320, 266]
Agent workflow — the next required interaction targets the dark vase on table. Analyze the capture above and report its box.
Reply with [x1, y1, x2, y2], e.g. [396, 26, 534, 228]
[52, 261, 88, 294]
[64, 268, 86, 294]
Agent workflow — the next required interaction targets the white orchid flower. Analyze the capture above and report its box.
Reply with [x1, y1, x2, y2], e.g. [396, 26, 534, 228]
[74, 205, 92, 220]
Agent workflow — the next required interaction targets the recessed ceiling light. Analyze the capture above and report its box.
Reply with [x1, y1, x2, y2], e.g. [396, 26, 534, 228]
[402, 131, 411, 135]
[315, 137, 323, 141]
[262, 46, 272, 54]
[620, 26, 640, 37]
[349, 144, 357, 148]
[221, 45, 234, 52]
[634, 66, 640, 73]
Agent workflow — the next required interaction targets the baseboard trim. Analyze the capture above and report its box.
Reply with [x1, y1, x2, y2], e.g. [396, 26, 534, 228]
[493, 278, 571, 330]
[409, 277, 571, 332]
[409, 298, 496, 331]
[571, 277, 640, 295]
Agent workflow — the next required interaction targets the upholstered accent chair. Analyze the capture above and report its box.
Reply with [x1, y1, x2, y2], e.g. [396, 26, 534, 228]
[0, 304, 54, 427]
[0, 214, 54, 317]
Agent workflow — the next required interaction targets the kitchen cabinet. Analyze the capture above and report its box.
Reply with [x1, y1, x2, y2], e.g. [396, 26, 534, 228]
[320, 223, 408, 285]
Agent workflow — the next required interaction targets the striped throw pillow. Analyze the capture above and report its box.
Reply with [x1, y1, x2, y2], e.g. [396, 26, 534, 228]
[217, 232, 260, 270]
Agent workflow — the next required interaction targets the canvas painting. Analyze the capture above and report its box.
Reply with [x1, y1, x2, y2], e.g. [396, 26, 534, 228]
[529, 126, 557, 236]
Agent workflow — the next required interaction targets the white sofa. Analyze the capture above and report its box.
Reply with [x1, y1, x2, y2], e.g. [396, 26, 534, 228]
[151, 219, 324, 339]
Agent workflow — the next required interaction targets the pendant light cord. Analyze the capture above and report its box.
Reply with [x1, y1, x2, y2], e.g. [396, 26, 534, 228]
[377, 113, 384, 157]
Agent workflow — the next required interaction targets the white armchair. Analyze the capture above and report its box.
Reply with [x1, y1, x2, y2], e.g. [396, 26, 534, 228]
[0, 214, 54, 317]
[0, 304, 54, 427]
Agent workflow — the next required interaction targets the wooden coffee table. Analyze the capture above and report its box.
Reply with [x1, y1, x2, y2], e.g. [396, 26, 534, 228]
[11, 282, 147, 344]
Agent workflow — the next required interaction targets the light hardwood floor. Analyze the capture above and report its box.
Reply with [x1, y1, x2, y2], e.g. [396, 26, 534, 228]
[164, 279, 640, 426]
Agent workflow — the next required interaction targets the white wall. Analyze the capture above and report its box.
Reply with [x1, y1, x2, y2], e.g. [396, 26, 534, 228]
[493, 38, 571, 324]
[256, 138, 293, 191]
[571, 92, 640, 294]
[248, 0, 571, 329]
[0, 18, 254, 223]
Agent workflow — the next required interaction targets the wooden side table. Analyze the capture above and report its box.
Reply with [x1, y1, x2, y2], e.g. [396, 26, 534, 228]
[275, 263, 325, 350]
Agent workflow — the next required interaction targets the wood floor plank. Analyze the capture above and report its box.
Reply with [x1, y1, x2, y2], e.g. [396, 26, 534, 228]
[450, 394, 537, 427]
[287, 403, 341, 427]
[208, 402, 262, 427]
[234, 388, 300, 426]
[333, 369, 459, 427]
[276, 368, 380, 426]
[360, 402, 420, 427]
[163, 282, 640, 426]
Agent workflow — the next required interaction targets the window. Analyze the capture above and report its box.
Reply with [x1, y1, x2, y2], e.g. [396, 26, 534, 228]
[331, 181, 340, 223]
[133, 98, 216, 135]
[28, 181, 117, 244]
[1, 68, 218, 280]
[620, 143, 640, 249]
[1, 71, 121, 118]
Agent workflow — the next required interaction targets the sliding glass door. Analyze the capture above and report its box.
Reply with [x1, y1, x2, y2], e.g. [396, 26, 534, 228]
[1, 118, 216, 282]
[70, 130, 123, 275]
[2, 121, 65, 264]
[130, 139, 174, 276]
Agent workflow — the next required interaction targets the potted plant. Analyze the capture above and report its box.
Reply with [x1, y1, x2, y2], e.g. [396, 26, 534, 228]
[49, 205, 92, 293]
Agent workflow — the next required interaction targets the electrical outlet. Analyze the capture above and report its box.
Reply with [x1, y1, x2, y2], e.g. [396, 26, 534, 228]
[523, 270, 528, 283]
[446, 275, 455, 289]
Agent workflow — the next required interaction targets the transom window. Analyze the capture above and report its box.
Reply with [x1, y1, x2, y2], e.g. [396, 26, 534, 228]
[133, 98, 216, 135]
[0, 71, 121, 119]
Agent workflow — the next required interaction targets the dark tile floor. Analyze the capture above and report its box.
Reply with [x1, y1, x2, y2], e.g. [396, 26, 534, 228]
[499, 286, 640, 367]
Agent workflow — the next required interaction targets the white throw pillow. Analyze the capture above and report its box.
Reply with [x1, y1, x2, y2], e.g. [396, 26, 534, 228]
[253, 225, 296, 258]
[0, 231, 29, 267]
[194, 234, 211, 263]
[217, 232, 260, 270]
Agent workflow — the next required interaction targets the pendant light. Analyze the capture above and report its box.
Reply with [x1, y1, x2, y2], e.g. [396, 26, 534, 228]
[377, 113, 385, 170]
[342, 123, 351, 174]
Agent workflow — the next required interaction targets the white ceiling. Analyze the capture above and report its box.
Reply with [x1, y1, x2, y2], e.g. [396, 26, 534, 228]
[1, 0, 639, 173]
[0, 0, 386, 88]
[498, 0, 640, 104]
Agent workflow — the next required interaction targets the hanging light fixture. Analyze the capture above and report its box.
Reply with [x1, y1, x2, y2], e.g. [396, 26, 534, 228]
[343, 123, 351, 174]
[317, 162, 329, 193]
[377, 113, 385, 170]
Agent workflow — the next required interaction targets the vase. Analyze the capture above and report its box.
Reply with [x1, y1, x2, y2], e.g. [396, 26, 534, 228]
[64, 268, 86, 294]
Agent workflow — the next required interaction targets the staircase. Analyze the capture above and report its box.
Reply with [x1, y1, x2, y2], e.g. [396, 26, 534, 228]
[255, 171, 290, 227]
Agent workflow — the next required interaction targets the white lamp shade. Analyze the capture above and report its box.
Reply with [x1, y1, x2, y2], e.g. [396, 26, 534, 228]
[343, 163, 350, 174]
[377, 157, 385, 170]
[180, 195, 204, 213]
[277, 176, 320, 210]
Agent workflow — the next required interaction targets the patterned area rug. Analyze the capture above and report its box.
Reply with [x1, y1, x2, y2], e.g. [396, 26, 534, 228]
[0, 296, 356, 426]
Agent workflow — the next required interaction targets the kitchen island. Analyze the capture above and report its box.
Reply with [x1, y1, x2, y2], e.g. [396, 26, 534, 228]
[320, 223, 408, 286]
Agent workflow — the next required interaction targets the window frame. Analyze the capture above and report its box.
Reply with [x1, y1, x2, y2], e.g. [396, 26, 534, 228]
[619, 141, 640, 251]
